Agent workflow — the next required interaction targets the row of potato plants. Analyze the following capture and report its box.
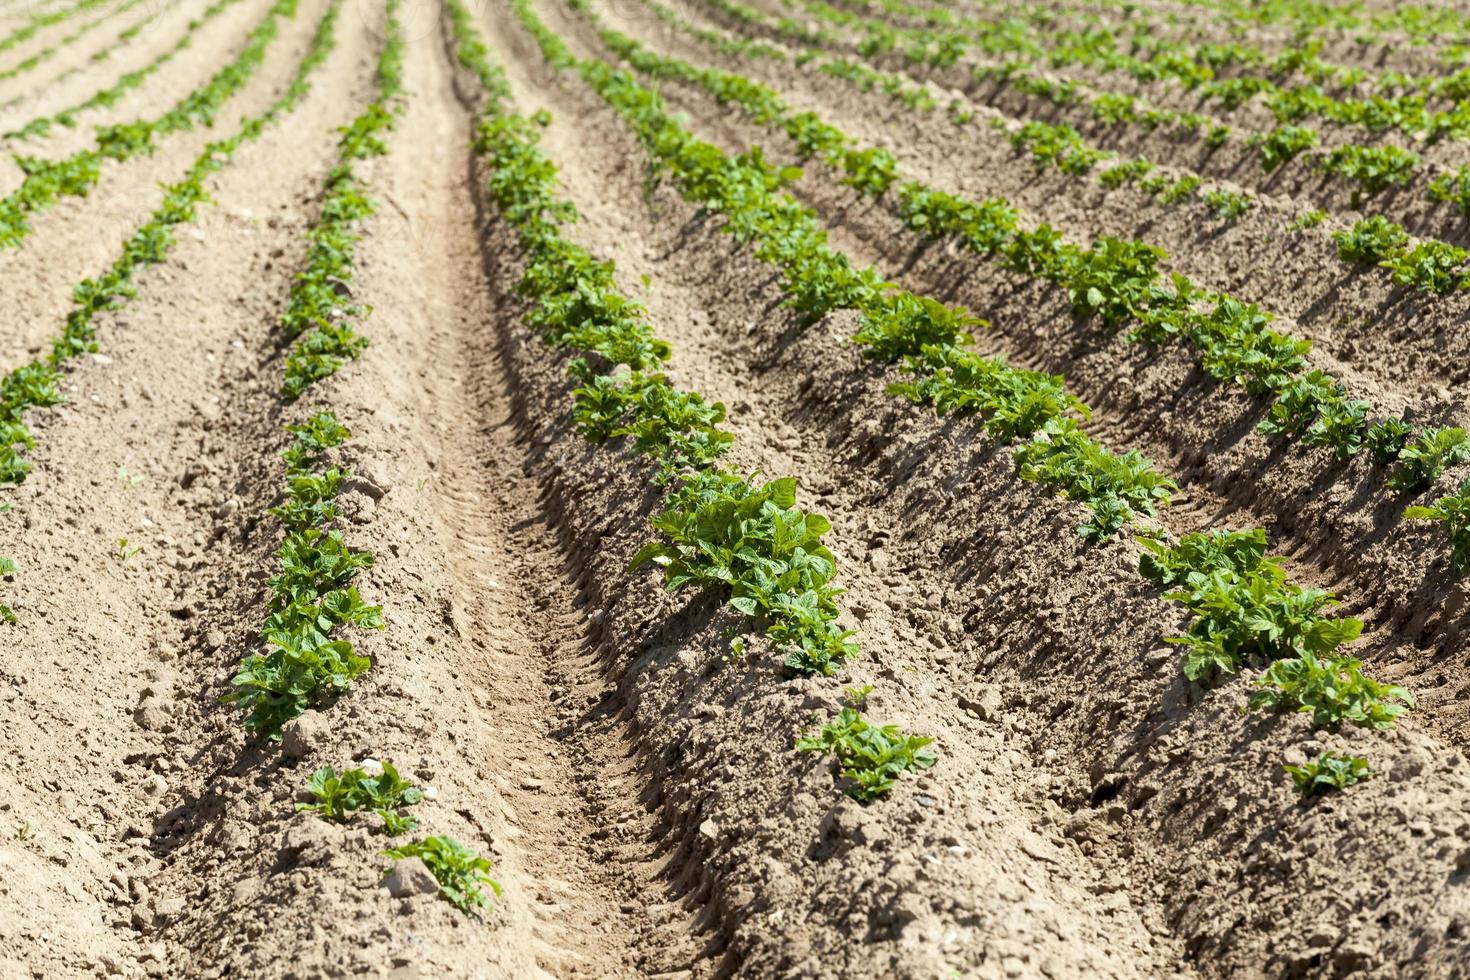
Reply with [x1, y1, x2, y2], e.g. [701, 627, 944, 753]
[449, 0, 936, 805]
[4, 0, 249, 143]
[533, 0, 1413, 792]
[950, 0, 1470, 51]
[203, 1, 502, 917]
[760, 0, 1470, 223]
[0, 0, 147, 85]
[0, 0, 297, 248]
[0, 0, 343, 625]
[0, 0, 339, 489]
[707, 0, 1470, 559]
[1150, 0, 1470, 45]
[595, 0, 1470, 551]
[804, 0, 1470, 221]
[692, 2, 1470, 563]
[658, 0, 1470, 301]
[877, 0, 1470, 56]
[819, 0, 1470, 144]
[627, 0, 1470, 581]
[0, 0, 111, 58]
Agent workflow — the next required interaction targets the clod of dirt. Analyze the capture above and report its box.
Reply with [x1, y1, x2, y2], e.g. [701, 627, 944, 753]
[281, 710, 333, 761]
[383, 858, 439, 899]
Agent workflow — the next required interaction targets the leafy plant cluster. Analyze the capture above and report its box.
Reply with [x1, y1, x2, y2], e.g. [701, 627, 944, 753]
[1316, 144, 1420, 201]
[1284, 751, 1370, 797]
[1009, 120, 1104, 174]
[796, 687, 937, 803]
[1204, 188, 1252, 221]
[1429, 166, 1470, 218]
[1140, 529, 1408, 788]
[383, 837, 501, 915]
[0, 0, 299, 248]
[1134, 528, 1411, 728]
[818, 58, 937, 113]
[0, 555, 14, 624]
[1407, 475, 1470, 572]
[0, 0, 342, 489]
[299, 761, 422, 833]
[1326, 215, 1469, 296]
[1253, 124, 1319, 171]
[630, 473, 859, 674]
[1251, 650, 1414, 730]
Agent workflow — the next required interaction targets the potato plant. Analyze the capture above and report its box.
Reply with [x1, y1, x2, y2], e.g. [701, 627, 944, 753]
[797, 696, 937, 803]
[1285, 752, 1371, 797]
[383, 837, 500, 915]
[299, 761, 423, 834]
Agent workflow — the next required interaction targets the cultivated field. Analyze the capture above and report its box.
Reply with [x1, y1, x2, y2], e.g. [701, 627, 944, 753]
[3, 0, 1470, 975]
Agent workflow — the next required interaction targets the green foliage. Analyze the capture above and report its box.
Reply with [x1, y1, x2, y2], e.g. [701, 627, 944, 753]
[1365, 416, 1412, 464]
[543, 13, 1169, 553]
[1140, 530, 1363, 681]
[1254, 124, 1319, 170]
[570, 371, 732, 478]
[1010, 120, 1103, 173]
[1155, 174, 1202, 204]
[1139, 528, 1265, 586]
[1098, 157, 1154, 188]
[1381, 240, 1469, 295]
[223, 4, 405, 737]
[226, 415, 381, 737]
[282, 11, 404, 399]
[853, 293, 981, 363]
[896, 183, 1018, 256]
[1193, 297, 1309, 395]
[383, 837, 500, 915]
[1063, 237, 1166, 327]
[1288, 209, 1327, 231]
[1204, 188, 1252, 221]
[1390, 426, 1470, 494]
[796, 704, 936, 803]
[1284, 751, 1370, 797]
[1429, 166, 1470, 217]
[0, 554, 14, 624]
[630, 473, 855, 675]
[1333, 215, 1408, 264]
[888, 345, 1083, 439]
[1258, 370, 1367, 458]
[1407, 477, 1470, 571]
[1251, 650, 1414, 729]
[1319, 144, 1419, 198]
[299, 762, 423, 834]
[468, 7, 868, 683]
[1014, 418, 1176, 541]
